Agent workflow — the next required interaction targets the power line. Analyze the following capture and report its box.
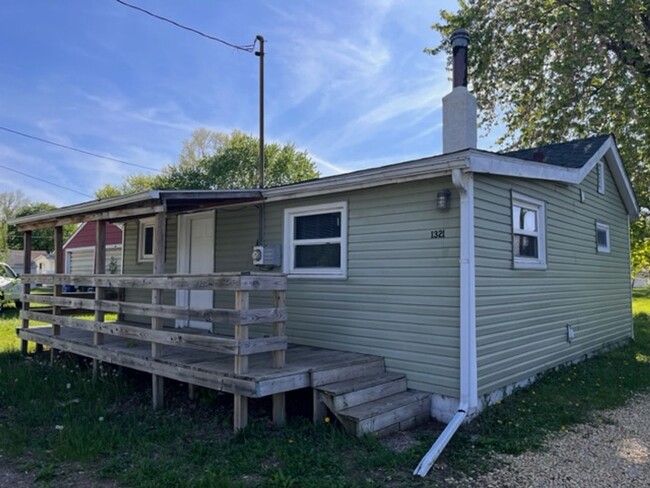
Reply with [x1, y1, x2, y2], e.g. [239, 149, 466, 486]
[0, 126, 158, 171]
[0, 163, 94, 199]
[115, 0, 256, 52]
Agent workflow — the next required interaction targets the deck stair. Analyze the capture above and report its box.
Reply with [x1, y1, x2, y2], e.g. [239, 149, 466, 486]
[313, 358, 430, 437]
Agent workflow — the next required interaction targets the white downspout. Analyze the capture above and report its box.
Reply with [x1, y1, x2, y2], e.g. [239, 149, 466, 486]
[414, 168, 478, 477]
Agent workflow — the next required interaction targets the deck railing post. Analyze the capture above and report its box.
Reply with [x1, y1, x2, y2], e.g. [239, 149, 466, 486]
[272, 289, 286, 425]
[233, 289, 249, 431]
[51, 225, 64, 364]
[151, 212, 166, 410]
[20, 231, 32, 355]
[93, 220, 106, 380]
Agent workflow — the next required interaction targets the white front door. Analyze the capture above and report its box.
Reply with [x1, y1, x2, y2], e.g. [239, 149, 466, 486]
[176, 211, 215, 330]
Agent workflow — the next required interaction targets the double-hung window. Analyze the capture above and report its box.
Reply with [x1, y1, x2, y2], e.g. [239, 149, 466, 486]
[512, 192, 547, 269]
[138, 218, 155, 262]
[284, 202, 347, 278]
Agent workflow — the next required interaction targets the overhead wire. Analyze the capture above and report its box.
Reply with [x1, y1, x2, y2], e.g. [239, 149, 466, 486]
[115, 0, 256, 52]
[0, 163, 94, 198]
[2, 2, 255, 201]
[0, 126, 158, 171]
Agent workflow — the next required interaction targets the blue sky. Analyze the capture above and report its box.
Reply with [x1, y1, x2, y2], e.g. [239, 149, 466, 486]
[0, 0, 491, 207]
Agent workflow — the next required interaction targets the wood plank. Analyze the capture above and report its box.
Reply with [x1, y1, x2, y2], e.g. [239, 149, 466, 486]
[94, 220, 106, 379]
[21, 311, 287, 355]
[20, 231, 32, 355]
[51, 226, 64, 364]
[151, 211, 166, 410]
[310, 357, 385, 387]
[18, 328, 258, 396]
[23, 294, 287, 326]
[23, 273, 287, 291]
[272, 291, 286, 368]
[313, 390, 327, 424]
[16, 204, 165, 231]
[233, 290, 249, 431]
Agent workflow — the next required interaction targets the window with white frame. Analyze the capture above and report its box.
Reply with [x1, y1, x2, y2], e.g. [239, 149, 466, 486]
[138, 218, 155, 262]
[597, 160, 605, 194]
[284, 202, 347, 278]
[596, 221, 611, 253]
[512, 192, 547, 269]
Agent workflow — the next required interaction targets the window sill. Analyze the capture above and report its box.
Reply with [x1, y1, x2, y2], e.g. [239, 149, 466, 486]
[287, 272, 347, 280]
[513, 260, 547, 270]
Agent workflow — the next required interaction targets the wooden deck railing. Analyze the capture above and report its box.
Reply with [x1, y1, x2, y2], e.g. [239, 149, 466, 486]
[19, 272, 288, 429]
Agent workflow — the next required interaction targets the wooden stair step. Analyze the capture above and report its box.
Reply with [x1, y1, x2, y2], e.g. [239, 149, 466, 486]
[337, 390, 431, 436]
[317, 372, 407, 411]
[310, 356, 385, 387]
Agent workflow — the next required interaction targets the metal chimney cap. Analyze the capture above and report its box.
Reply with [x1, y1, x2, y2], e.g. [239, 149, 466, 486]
[450, 29, 470, 48]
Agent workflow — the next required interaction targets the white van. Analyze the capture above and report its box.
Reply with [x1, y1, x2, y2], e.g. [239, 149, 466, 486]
[0, 262, 21, 309]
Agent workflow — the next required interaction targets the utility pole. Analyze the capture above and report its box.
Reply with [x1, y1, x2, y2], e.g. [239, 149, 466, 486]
[255, 35, 265, 246]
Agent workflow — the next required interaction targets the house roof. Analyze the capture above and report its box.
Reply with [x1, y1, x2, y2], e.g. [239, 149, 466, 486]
[501, 134, 611, 168]
[8, 134, 639, 230]
[10, 190, 263, 231]
[6, 249, 48, 267]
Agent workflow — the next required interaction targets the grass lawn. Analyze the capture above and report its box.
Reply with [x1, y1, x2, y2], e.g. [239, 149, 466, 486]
[1, 294, 650, 487]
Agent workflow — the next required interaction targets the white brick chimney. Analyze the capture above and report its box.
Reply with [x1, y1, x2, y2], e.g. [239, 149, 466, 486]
[442, 29, 477, 153]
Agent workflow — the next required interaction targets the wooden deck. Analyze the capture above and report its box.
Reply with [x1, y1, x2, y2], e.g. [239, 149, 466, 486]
[19, 325, 383, 399]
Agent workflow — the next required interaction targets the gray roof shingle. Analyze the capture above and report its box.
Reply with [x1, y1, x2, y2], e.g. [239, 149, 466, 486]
[500, 134, 611, 168]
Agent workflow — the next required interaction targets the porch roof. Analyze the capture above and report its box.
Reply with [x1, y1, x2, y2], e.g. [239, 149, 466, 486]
[10, 190, 263, 231]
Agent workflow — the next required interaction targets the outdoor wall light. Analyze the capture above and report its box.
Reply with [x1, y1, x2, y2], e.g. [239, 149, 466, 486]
[437, 189, 451, 211]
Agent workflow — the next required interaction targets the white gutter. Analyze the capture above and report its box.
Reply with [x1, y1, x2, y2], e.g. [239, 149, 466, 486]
[414, 168, 478, 477]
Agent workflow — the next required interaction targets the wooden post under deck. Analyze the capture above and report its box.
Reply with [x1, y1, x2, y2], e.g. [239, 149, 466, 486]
[272, 290, 286, 425]
[151, 212, 166, 410]
[50, 226, 63, 364]
[20, 231, 32, 355]
[233, 290, 249, 431]
[93, 220, 106, 379]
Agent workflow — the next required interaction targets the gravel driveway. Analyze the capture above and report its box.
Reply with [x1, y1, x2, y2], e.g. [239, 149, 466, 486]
[448, 392, 650, 487]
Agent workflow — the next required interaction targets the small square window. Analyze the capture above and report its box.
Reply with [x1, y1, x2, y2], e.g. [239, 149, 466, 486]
[512, 192, 547, 269]
[596, 222, 610, 253]
[138, 218, 155, 262]
[284, 202, 347, 278]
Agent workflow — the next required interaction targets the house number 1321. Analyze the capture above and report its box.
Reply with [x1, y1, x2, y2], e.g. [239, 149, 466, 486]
[430, 230, 445, 239]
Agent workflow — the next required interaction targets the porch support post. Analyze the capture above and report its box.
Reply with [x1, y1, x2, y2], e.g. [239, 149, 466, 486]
[20, 231, 32, 355]
[93, 220, 106, 379]
[272, 289, 286, 425]
[233, 289, 249, 431]
[151, 212, 166, 410]
[50, 225, 64, 364]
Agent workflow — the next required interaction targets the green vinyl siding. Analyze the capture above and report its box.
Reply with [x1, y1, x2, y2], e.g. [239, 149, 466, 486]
[474, 162, 632, 396]
[122, 216, 178, 322]
[215, 179, 461, 396]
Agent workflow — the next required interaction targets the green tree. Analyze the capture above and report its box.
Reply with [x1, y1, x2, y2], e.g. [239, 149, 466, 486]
[178, 127, 228, 167]
[179, 130, 318, 189]
[0, 190, 29, 258]
[7, 202, 75, 252]
[95, 173, 158, 199]
[94, 129, 319, 197]
[432, 0, 650, 271]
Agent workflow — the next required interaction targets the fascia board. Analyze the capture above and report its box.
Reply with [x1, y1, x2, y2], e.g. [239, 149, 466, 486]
[263, 155, 470, 203]
[468, 152, 581, 183]
[572, 136, 638, 217]
[467, 139, 640, 218]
